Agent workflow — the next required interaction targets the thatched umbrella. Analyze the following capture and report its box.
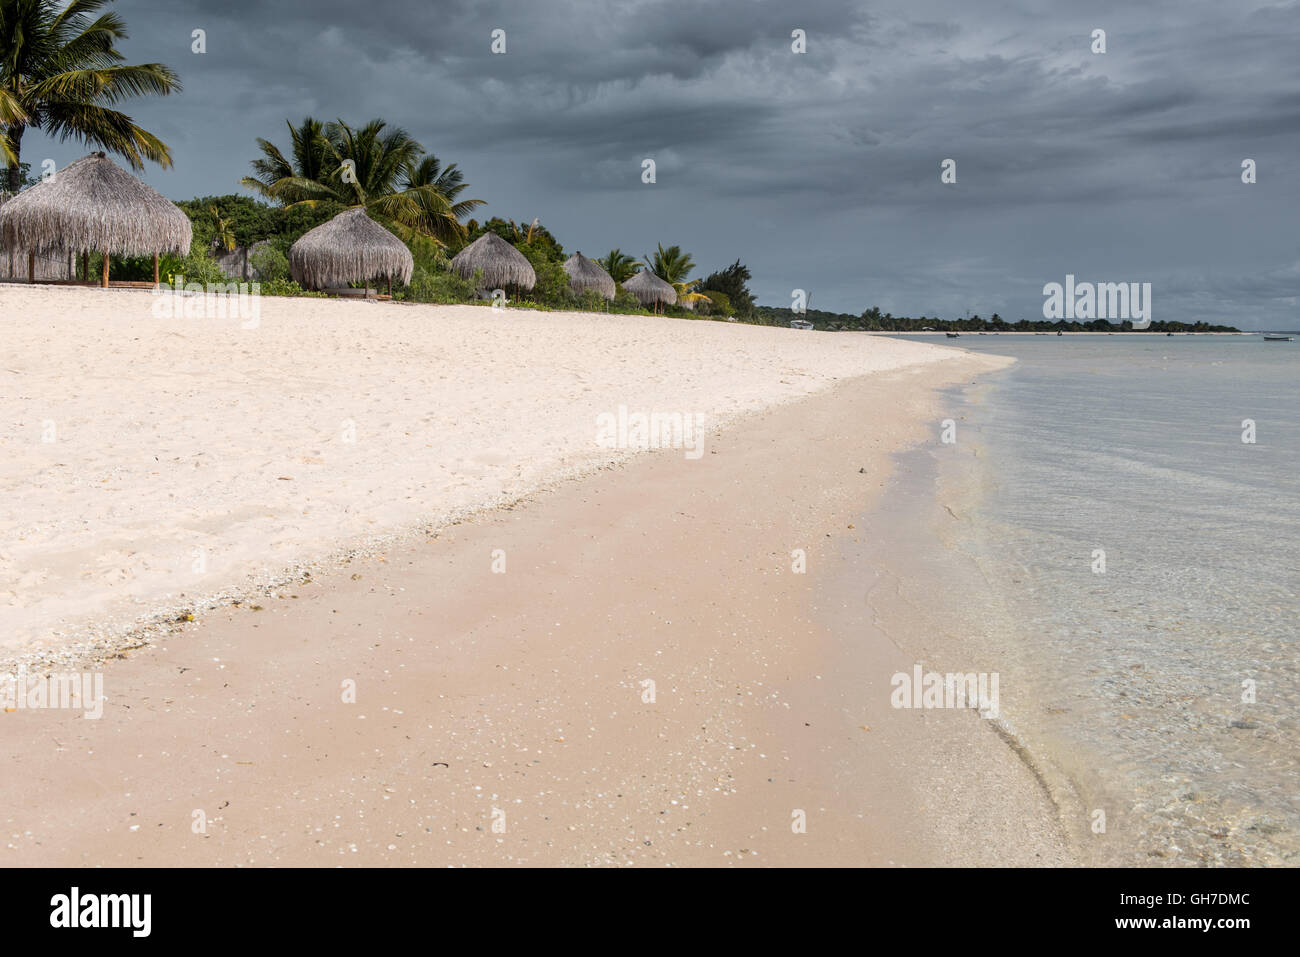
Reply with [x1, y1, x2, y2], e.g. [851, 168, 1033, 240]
[0, 152, 192, 287]
[562, 251, 615, 301]
[289, 207, 414, 295]
[449, 231, 536, 295]
[623, 268, 677, 313]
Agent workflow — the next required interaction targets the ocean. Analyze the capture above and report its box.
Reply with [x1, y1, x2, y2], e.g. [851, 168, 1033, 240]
[889, 333, 1298, 865]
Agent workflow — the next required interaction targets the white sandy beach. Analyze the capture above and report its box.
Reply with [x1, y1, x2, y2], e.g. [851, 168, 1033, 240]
[1, 284, 972, 660]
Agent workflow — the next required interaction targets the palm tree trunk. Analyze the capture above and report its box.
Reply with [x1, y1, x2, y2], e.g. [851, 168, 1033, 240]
[4, 126, 25, 195]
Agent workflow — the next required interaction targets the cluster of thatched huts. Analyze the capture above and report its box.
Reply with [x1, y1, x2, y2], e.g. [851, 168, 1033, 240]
[445, 232, 678, 311]
[0, 153, 191, 286]
[1, 152, 685, 310]
[0, 151, 415, 294]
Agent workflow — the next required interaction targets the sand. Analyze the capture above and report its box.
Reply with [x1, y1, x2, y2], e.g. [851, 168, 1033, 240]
[1, 284, 979, 662]
[0, 329, 1069, 866]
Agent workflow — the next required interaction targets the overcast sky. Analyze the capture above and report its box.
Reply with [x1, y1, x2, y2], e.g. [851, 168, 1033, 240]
[21, 0, 1300, 327]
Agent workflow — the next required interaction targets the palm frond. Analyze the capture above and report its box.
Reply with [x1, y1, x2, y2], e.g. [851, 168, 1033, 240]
[1, 0, 176, 175]
[28, 63, 181, 106]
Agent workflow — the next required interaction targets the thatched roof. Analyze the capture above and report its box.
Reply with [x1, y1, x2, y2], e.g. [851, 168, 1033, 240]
[0, 153, 191, 257]
[623, 268, 677, 306]
[449, 232, 536, 290]
[289, 207, 414, 289]
[562, 251, 615, 300]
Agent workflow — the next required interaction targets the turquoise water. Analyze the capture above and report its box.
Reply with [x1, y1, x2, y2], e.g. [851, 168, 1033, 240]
[923, 334, 1298, 864]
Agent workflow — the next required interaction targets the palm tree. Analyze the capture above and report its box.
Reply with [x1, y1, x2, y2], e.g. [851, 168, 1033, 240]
[240, 116, 483, 243]
[208, 206, 235, 253]
[242, 117, 330, 201]
[1, 0, 181, 194]
[398, 156, 485, 244]
[0, 86, 25, 165]
[645, 243, 709, 309]
[598, 248, 637, 283]
[507, 217, 540, 244]
[645, 243, 695, 284]
[404, 154, 482, 223]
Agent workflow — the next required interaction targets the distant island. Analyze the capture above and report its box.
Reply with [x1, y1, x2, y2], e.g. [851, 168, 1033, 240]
[754, 305, 1241, 334]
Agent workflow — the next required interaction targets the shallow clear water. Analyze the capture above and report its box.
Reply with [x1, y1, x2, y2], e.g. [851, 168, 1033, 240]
[920, 334, 1298, 864]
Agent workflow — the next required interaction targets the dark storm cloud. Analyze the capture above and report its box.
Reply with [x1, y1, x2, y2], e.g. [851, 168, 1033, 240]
[18, 0, 1300, 326]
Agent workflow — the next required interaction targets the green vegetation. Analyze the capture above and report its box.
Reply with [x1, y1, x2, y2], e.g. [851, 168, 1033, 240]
[175, 193, 344, 252]
[249, 244, 289, 282]
[240, 116, 483, 242]
[697, 260, 756, 319]
[165, 182, 758, 317]
[644, 243, 710, 310]
[754, 305, 1241, 333]
[0, 0, 181, 193]
[465, 216, 563, 255]
[208, 206, 236, 253]
[597, 249, 637, 283]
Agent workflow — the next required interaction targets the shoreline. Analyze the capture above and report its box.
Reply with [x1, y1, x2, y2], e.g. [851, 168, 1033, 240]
[0, 346, 1079, 867]
[866, 331, 1251, 336]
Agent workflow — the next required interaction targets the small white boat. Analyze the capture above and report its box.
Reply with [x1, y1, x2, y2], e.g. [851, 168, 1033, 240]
[789, 319, 814, 330]
[1263, 334, 1293, 341]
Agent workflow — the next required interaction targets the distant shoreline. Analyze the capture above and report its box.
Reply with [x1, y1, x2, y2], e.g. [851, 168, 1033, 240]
[866, 330, 1253, 336]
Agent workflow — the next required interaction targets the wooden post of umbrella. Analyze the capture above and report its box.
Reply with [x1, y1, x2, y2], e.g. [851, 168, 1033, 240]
[386, 275, 392, 299]
[101, 251, 110, 288]
[153, 253, 160, 288]
[27, 251, 34, 283]
[82, 252, 89, 283]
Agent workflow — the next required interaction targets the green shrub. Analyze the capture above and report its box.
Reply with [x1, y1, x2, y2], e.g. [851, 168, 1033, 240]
[107, 253, 165, 282]
[406, 265, 475, 303]
[161, 248, 228, 287]
[608, 286, 651, 315]
[176, 195, 345, 252]
[517, 242, 568, 305]
[573, 288, 610, 313]
[702, 290, 732, 316]
[250, 245, 290, 282]
[257, 277, 326, 298]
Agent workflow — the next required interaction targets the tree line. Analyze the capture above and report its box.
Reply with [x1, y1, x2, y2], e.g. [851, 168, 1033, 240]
[756, 305, 1241, 333]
